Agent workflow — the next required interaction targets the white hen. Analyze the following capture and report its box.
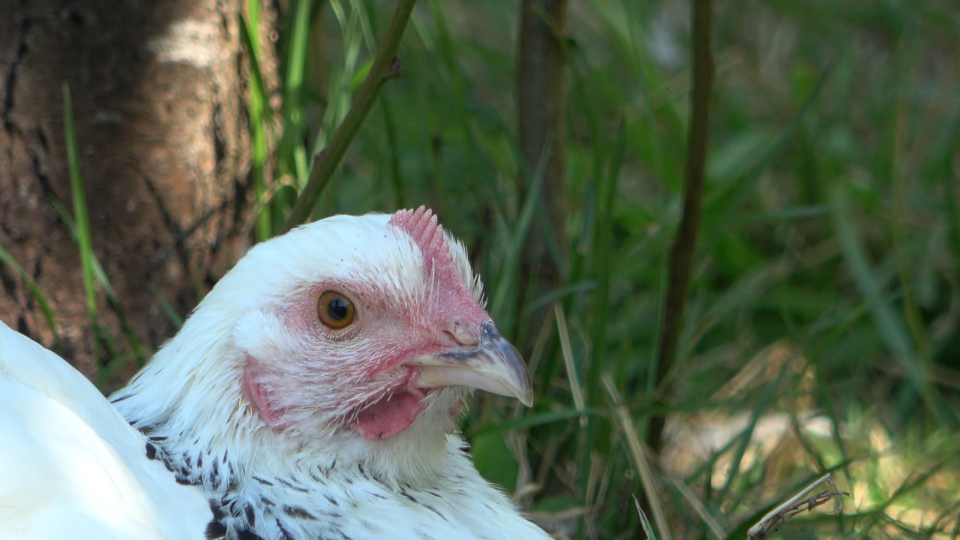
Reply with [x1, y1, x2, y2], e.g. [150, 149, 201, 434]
[0, 318, 209, 539]
[0, 208, 549, 540]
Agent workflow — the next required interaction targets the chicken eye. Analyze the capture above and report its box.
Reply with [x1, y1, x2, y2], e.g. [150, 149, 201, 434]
[317, 291, 356, 329]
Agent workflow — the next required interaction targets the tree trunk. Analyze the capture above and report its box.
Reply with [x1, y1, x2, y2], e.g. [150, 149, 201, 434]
[0, 0, 253, 381]
[517, 0, 567, 326]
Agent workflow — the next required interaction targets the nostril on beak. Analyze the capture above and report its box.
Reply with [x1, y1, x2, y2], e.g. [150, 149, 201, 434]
[446, 317, 479, 347]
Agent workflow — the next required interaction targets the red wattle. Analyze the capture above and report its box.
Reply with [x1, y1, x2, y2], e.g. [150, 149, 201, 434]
[354, 389, 425, 441]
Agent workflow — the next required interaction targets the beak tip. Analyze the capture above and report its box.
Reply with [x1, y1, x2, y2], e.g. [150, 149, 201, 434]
[519, 390, 534, 407]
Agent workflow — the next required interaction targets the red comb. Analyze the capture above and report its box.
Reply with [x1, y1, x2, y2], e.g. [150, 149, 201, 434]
[388, 207, 464, 293]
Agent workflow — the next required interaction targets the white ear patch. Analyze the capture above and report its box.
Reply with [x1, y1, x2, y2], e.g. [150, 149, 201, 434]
[233, 311, 297, 364]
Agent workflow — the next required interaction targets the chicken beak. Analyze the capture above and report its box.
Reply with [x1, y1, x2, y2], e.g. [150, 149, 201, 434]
[405, 321, 534, 407]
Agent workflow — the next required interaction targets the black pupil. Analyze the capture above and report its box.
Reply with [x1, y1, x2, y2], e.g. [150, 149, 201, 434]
[327, 297, 349, 321]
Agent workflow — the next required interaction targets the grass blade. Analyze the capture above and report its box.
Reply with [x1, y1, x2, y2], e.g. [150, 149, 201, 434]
[62, 83, 101, 361]
[555, 304, 587, 426]
[831, 189, 953, 426]
[48, 198, 146, 367]
[240, 12, 273, 241]
[605, 375, 673, 540]
[281, 0, 419, 232]
[278, 0, 312, 192]
[489, 144, 549, 325]
[0, 244, 58, 340]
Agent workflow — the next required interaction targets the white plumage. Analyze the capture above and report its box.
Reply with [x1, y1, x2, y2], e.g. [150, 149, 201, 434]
[0, 208, 549, 540]
[0, 320, 209, 539]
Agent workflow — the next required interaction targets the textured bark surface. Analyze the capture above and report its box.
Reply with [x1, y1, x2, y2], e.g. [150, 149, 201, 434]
[0, 0, 252, 381]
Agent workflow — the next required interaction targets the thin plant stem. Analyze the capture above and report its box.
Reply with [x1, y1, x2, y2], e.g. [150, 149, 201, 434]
[281, 0, 416, 233]
[647, 0, 713, 455]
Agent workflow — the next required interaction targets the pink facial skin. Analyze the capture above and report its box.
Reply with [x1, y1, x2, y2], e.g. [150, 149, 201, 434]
[243, 207, 490, 442]
[243, 362, 285, 429]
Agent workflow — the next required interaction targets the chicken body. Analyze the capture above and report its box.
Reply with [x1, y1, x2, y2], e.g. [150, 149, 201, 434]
[1, 208, 547, 539]
[0, 321, 209, 539]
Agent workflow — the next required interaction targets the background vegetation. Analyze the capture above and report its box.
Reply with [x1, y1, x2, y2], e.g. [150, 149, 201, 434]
[7, 0, 960, 538]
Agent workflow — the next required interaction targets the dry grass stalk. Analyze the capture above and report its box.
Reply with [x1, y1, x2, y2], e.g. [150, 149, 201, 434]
[603, 375, 674, 540]
[747, 473, 848, 540]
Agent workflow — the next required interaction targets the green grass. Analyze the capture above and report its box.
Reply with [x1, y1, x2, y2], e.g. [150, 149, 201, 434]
[55, 85, 148, 388]
[5, 0, 956, 538]
[61, 84, 99, 353]
[0, 243, 58, 340]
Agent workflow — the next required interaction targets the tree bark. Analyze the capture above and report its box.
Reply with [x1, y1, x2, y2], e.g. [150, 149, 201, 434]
[0, 0, 253, 381]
